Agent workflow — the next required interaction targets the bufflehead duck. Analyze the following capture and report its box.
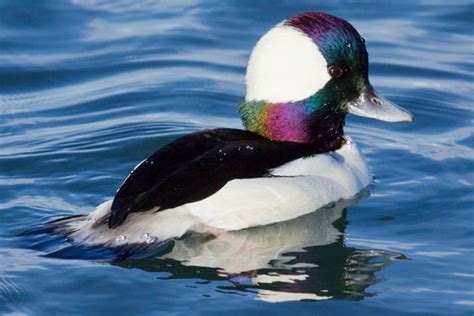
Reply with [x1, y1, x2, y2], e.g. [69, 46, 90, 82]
[37, 12, 412, 258]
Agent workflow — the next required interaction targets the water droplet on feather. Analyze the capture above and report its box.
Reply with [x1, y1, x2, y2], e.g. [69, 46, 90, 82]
[116, 235, 126, 242]
[141, 233, 155, 244]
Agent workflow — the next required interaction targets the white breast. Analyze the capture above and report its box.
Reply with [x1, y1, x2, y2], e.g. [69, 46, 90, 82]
[186, 138, 371, 231]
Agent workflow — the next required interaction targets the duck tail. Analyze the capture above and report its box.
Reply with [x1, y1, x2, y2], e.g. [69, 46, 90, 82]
[18, 202, 174, 260]
[18, 214, 87, 238]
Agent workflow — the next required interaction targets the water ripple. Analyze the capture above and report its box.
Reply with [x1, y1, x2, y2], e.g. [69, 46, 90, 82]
[0, 1, 473, 315]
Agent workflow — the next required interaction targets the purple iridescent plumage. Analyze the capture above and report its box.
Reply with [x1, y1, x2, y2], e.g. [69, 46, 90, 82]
[239, 100, 310, 143]
[285, 12, 367, 73]
[264, 102, 310, 142]
[285, 12, 358, 43]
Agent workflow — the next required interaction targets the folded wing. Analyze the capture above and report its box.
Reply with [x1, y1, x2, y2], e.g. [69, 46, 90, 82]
[108, 128, 315, 228]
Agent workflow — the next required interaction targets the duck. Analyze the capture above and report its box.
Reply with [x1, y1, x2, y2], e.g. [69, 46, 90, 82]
[36, 12, 412, 258]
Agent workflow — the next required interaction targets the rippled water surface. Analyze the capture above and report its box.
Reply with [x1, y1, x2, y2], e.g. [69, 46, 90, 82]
[1, 1, 473, 315]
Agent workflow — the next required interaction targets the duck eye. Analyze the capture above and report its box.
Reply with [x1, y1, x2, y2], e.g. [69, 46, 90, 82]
[328, 66, 343, 78]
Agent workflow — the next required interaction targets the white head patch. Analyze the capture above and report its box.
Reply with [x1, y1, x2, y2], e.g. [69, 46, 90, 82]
[245, 24, 330, 103]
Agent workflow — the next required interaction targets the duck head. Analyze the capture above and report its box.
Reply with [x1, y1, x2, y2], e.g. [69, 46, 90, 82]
[239, 12, 412, 148]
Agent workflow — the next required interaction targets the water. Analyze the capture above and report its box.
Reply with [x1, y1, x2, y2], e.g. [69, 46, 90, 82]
[1, 1, 473, 314]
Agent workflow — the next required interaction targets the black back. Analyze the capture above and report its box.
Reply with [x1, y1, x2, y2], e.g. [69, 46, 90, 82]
[108, 128, 342, 228]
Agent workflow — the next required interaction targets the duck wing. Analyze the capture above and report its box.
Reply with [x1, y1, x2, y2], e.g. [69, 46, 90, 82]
[108, 128, 314, 228]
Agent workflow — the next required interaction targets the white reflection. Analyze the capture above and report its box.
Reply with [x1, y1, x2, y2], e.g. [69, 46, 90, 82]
[163, 199, 348, 274]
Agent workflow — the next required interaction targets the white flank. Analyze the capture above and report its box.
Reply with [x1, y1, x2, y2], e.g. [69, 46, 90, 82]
[245, 24, 330, 103]
[187, 138, 371, 230]
[64, 139, 371, 248]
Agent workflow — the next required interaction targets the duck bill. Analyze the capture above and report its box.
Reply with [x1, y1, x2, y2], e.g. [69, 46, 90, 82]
[348, 85, 413, 122]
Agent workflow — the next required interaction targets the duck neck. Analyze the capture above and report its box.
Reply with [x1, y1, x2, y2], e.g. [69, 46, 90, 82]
[239, 94, 346, 151]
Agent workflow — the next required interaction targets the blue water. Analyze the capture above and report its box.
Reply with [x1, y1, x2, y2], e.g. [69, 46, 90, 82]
[1, 1, 473, 315]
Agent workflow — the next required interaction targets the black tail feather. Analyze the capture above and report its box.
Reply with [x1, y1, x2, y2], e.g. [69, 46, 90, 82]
[17, 214, 86, 237]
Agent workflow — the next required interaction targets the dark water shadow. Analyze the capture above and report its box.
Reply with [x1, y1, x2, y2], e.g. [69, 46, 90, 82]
[114, 191, 406, 302]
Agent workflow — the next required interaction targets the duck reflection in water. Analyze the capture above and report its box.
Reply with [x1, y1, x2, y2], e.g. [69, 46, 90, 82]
[116, 192, 406, 302]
